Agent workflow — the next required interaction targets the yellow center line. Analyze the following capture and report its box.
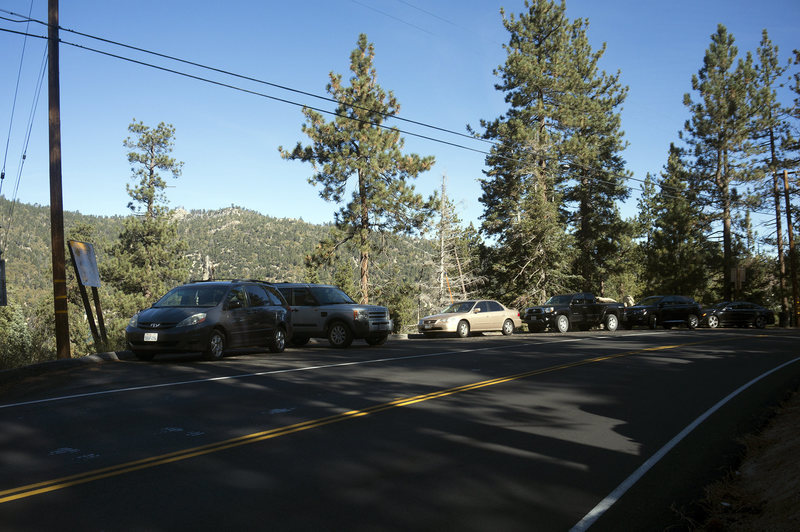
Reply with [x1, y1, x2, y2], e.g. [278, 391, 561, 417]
[0, 335, 737, 504]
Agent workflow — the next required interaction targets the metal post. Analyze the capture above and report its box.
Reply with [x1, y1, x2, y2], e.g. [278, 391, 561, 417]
[48, 0, 70, 358]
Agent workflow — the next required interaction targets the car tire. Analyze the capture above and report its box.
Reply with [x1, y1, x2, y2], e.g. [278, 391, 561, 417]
[457, 320, 470, 338]
[268, 326, 286, 353]
[755, 315, 767, 329]
[501, 319, 515, 336]
[707, 315, 720, 328]
[648, 315, 658, 329]
[556, 314, 569, 333]
[366, 334, 389, 346]
[327, 321, 353, 348]
[291, 335, 310, 347]
[204, 329, 226, 361]
[134, 351, 155, 361]
[604, 314, 619, 332]
[687, 314, 699, 329]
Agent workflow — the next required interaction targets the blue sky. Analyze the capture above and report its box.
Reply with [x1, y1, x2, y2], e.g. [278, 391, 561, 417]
[0, 0, 798, 241]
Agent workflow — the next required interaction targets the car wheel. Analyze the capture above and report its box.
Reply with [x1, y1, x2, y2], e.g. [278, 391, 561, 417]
[556, 314, 569, 333]
[134, 351, 155, 361]
[648, 315, 657, 329]
[327, 321, 353, 348]
[501, 319, 515, 336]
[707, 315, 719, 328]
[366, 334, 389, 346]
[605, 314, 619, 332]
[457, 320, 470, 338]
[755, 315, 767, 329]
[687, 314, 699, 329]
[204, 329, 226, 361]
[268, 326, 286, 353]
[291, 335, 310, 347]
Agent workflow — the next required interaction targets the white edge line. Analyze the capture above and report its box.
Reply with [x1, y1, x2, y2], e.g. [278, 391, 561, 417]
[1, 335, 592, 411]
[0, 343, 526, 410]
[569, 355, 800, 532]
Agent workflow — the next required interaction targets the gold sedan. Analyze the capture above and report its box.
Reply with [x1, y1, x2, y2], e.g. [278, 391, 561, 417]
[418, 300, 523, 338]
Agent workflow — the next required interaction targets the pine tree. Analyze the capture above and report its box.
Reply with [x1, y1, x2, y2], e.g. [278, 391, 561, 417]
[102, 120, 188, 303]
[478, 0, 628, 304]
[280, 34, 435, 304]
[682, 25, 758, 300]
[643, 145, 721, 299]
[751, 30, 791, 315]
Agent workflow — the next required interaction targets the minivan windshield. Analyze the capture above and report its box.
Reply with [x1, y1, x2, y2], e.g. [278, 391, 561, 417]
[154, 284, 228, 308]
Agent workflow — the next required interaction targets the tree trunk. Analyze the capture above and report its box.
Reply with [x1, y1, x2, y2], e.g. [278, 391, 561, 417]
[358, 169, 369, 304]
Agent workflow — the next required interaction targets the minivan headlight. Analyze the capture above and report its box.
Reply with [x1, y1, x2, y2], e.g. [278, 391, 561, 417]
[177, 313, 207, 327]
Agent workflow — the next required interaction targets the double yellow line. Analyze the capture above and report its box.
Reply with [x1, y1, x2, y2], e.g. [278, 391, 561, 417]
[0, 338, 720, 504]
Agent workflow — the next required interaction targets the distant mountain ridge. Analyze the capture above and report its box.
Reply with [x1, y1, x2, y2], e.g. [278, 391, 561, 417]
[0, 196, 429, 307]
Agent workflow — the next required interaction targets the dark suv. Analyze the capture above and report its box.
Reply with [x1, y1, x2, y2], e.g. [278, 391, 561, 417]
[126, 280, 291, 361]
[623, 295, 701, 330]
[276, 283, 392, 348]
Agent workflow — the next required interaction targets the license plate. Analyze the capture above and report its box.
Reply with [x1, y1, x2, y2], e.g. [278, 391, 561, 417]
[144, 332, 158, 342]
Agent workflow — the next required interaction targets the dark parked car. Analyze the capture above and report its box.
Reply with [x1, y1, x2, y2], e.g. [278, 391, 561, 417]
[701, 301, 775, 329]
[275, 283, 392, 348]
[522, 292, 623, 333]
[623, 295, 702, 330]
[126, 280, 291, 361]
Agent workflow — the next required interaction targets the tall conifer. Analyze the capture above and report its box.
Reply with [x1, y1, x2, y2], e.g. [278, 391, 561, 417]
[280, 34, 435, 304]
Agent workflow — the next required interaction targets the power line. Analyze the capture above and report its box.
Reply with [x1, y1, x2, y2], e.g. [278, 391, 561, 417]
[0, 7, 495, 148]
[0, 19, 791, 221]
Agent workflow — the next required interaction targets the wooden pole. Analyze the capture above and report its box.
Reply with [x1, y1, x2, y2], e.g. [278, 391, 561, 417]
[783, 169, 797, 327]
[48, 0, 70, 358]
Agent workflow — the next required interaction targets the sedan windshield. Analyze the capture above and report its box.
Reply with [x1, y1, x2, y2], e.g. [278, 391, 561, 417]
[310, 286, 356, 305]
[443, 302, 476, 314]
[154, 285, 228, 308]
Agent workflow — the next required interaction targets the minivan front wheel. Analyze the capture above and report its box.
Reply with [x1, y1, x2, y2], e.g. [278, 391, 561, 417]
[268, 327, 286, 353]
[204, 330, 226, 361]
[687, 314, 699, 329]
[327, 321, 353, 348]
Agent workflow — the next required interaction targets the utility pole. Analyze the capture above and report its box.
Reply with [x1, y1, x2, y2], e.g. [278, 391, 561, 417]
[784, 169, 797, 328]
[48, 0, 70, 358]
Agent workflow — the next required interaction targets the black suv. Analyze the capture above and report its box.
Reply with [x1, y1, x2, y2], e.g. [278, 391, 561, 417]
[126, 280, 291, 361]
[275, 283, 392, 348]
[623, 295, 701, 330]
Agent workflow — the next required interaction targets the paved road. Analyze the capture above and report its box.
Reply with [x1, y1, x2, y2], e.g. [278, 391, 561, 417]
[1, 329, 799, 531]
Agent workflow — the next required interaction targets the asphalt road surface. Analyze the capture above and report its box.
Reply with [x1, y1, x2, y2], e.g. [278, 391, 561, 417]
[1, 328, 799, 531]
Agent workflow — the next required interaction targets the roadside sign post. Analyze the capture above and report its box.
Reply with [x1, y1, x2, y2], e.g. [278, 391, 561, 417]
[68, 240, 108, 351]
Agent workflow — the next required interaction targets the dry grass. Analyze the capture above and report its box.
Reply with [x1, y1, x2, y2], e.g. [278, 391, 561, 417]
[695, 389, 800, 531]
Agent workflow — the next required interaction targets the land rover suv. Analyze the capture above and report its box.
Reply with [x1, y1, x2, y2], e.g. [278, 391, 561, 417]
[275, 283, 392, 348]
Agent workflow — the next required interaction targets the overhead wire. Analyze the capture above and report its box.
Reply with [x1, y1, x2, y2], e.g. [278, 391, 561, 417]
[1, 44, 47, 258]
[0, 0, 35, 198]
[0, 12, 789, 228]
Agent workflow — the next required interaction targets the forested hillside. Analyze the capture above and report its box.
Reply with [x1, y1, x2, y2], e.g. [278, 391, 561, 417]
[0, 197, 429, 309]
